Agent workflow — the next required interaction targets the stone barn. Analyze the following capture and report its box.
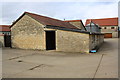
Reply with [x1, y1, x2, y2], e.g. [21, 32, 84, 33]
[10, 12, 104, 53]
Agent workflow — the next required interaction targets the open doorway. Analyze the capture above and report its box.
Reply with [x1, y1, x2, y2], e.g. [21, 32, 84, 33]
[4, 35, 11, 47]
[45, 31, 56, 50]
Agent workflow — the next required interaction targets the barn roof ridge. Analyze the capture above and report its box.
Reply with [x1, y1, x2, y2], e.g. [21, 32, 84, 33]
[64, 20, 82, 22]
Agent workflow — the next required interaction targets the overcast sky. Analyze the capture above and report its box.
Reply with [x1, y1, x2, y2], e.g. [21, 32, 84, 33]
[0, 0, 119, 25]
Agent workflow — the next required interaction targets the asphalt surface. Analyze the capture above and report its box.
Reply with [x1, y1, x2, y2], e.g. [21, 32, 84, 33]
[1, 38, 118, 78]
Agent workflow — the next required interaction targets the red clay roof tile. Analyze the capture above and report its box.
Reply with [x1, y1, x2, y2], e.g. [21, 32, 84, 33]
[25, 12, 78, 29]
[85, 17, 118, 26]
[0, 25, 11, 31]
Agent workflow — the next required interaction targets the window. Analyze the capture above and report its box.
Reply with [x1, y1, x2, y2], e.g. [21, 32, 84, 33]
[111, 27, 114, 29]
[104, 27, 106, 29]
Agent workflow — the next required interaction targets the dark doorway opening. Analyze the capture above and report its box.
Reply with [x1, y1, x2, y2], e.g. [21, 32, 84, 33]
[4, 35, 11, 47]
[46, 31, 56, 50]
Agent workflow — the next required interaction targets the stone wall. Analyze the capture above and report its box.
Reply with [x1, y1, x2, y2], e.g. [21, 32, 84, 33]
[44, 29, 104, 53]
[69, 22, 85, 31]
[56, 30, 90, 53]
[11, 15, 46, 50]
[0, 36, 4, 47]
[89, 34, 104, 51]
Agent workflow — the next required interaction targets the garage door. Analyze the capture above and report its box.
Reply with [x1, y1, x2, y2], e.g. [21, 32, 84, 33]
[104, 33, 112, 38]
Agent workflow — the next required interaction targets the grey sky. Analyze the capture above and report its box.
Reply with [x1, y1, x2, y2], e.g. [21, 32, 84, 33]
[1, 1, 119, 25]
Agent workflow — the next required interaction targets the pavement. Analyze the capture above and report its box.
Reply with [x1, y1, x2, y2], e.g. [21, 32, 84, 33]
[1, 38, 118, 78]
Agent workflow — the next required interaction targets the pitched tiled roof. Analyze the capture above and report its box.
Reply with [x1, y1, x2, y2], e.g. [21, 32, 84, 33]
[85, 17, 118, 26]
[0, 25, 11, 31]
[25, 12, 78, 29]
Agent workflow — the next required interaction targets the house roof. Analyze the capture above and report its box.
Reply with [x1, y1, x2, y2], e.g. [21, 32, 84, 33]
[85, 17, 118, 26]
[0, 25, 11, 31]
[10, 12, 78, 30]
[25, 12, 78, 29]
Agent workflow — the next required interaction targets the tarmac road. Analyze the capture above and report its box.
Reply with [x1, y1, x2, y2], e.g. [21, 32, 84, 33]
[1, 38, 118, 78]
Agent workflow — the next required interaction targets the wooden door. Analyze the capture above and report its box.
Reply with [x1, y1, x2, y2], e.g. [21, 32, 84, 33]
[104, 33, 112, 38]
